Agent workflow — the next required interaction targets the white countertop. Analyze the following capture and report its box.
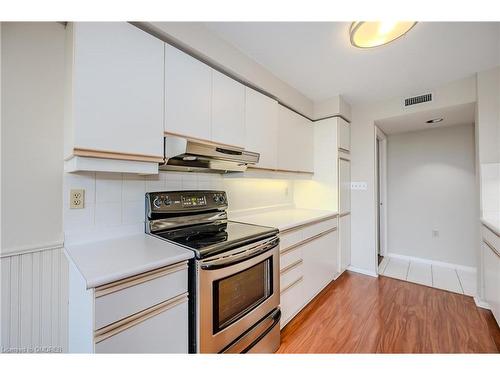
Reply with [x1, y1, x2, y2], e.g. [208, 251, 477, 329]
[482, 213, 500, 237]
[65, 234, 193, 289]
[231, 208, 338, 232]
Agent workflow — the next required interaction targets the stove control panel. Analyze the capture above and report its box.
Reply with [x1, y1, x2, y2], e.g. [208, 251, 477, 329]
[146, 190, 227, 214]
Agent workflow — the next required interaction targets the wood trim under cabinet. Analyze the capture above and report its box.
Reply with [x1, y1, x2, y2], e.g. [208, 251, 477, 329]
[164, 131, 245, 150]
[94, 293, 188, 343]
[69, 148, 164, 163]
[279, 214, 338, 235]
[246, 165, 314, 175]
[280, 259, 303, 275]
[94, 262, 188, 298]
[483, 239, 500, 258]
[280, 276, 304, 294]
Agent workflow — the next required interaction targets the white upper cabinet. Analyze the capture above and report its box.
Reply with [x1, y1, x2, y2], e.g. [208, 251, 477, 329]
[245, 88, 279, 169]
[164, 43, 211, 140]
[338, 117, 350, 152]
[211, 71, 245, 147]
[65, 22, 164, 168]
[277, 105, 314, 172]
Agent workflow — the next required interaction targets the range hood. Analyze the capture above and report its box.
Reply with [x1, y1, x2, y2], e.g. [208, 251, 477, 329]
[160, 136, 259, 173]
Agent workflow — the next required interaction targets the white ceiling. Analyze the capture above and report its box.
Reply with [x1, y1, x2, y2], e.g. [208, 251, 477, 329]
[375, 102, 476, 135]
[204, 22, 500, 105]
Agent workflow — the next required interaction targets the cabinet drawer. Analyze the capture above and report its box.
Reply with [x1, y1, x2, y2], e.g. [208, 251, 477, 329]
[302, 218, 337, 239]
[280, 246, 302, 271]
[94, 262, 188, 330]
[280, 259, 303, 289]
[280, 276, 304, 328]
[95, 294, 188, 353]
[279, 229, 303, 251]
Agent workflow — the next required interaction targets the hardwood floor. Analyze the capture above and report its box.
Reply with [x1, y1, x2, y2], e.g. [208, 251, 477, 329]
[277, 271, 500, 353]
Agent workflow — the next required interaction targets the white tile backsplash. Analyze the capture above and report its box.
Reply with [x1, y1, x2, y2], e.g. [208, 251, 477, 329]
[63, 170, 294, 241]
[95, 202, 122, 227]
[95, 172, 123, 203]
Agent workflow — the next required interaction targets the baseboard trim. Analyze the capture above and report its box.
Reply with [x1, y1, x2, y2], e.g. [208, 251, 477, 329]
[347, 266, 378, 278]
[474, 296, 491, 310]
[386, 252, 476, 273]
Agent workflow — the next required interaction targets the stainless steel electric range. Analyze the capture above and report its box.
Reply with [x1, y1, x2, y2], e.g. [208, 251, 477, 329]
[145, 190, 281, 353]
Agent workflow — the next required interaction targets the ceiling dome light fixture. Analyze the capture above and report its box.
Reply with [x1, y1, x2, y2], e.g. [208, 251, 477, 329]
[426, 118, 444, 124]
[350, 21, 417, 48]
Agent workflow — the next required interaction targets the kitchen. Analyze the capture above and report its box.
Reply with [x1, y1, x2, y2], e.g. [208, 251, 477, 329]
[1, 2, 500, 369]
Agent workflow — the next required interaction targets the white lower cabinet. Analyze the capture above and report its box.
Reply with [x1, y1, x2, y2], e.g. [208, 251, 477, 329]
[68, 261, 189, 353]
[279, 218, 338, 328]
[339, 214, 351, 272]
[95, 298, 188, 353]
[482, 237, 500, 325]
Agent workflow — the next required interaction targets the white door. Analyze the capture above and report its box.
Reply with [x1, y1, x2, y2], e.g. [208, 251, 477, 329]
[338, 118, 350, 152]
[164, 44, 211, 140]
[339, 214, 351, 272]
[277, 105, 314, 172]
[71, 22, 164, 157]
[95, 299, 188, 353]
[339, 158, 351, 213]
[211, 70, 245, 147]
[244, 87, 279, 169]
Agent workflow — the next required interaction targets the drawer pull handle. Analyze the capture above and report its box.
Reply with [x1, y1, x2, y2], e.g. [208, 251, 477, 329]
[280, 259, 303, 274]
[280, 227, 337, 254]
[484, 240, 500, 258]
[280, 277, 304, 294]
[94, 292, 188, 343]
[95, 262, 187, 298]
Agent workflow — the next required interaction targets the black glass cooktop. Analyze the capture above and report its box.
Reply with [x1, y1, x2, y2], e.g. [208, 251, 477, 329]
[154, 221, 278, 259]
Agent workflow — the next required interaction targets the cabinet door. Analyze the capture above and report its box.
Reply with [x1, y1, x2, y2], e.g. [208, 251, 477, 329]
[211, 70, 245, 147]
[277, 105, 314, 172]
[95, 298, 188, 353]
[482, 241, 500, 324]
[339, 158, 351, 213]
[245, 88, 279, 169]
[338, 118, 350, 152]
[165, 44, 211, 140]
[72, 22, 164, 157]
[302, 230, 337, 302]
[339, 214, 351, 272]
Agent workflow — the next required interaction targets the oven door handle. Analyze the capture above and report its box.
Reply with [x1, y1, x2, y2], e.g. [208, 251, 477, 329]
[200, 237, 279, 270]
[220, 308, 281, 354]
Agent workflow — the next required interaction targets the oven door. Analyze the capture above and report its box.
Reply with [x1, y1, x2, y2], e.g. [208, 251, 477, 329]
[197, 236, 280, 353]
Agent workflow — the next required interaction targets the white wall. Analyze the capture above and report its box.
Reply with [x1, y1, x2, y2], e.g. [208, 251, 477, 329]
[1, 22, 66, 255]
[387, 124, 477, 267]
[1, 22, 68, 353]
[350, 75, 478, 275]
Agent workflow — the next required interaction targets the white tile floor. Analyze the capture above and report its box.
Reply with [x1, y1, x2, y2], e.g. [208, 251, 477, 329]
[378, 256, 476, 296]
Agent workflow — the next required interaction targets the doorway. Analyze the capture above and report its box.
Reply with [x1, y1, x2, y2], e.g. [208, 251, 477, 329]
[375, 127, 387, 267]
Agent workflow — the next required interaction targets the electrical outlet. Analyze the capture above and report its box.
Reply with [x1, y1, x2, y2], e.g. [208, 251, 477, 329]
[70, 189, 85, 209]
[351, 182, 368, 191]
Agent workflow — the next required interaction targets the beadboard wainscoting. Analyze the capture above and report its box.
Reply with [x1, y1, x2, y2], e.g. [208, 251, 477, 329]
[1, 248, 68, 353]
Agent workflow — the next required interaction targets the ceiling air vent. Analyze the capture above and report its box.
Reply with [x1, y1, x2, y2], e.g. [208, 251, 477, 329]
[404, 93, 433, 107]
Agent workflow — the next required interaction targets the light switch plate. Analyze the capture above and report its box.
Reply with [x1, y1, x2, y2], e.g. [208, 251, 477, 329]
[70, 189, 85, 209]
[351, 182, 368, 191]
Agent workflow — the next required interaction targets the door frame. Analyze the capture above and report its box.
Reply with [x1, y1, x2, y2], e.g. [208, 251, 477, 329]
[375, 126, 388, 260]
